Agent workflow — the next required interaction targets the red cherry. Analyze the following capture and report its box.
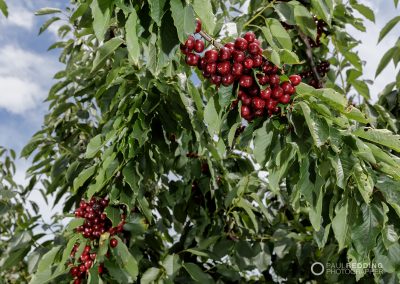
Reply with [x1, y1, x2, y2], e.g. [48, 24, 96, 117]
[74, 279, 81, 284]
[280, 94, 291, 104]
[253, 39, 261, 46]
[185, 35, 195, 50]
[224, 42, 235, 52]
[272, 106, 280, 114]
[272, 87, 284, 99]
[232, 63, 244, 77]
[205, 49, 218, 63]
[234, 37, 248, 51]
[217, 61, 231, 75]
[260, 88, 272, 100]
[252, 54, 263, 67]
[110, 238, 118, 248]
[205, 63, 217, 74]
[269, 74, 280, 85]
[100, 213, 107, 220]
[241, 105, 251, 117]
[221, 74, 234, 86]
[233, 51, 245, 62]
[70, 267, 79, 277]
[79, 201, 87, 209]
[257, 75, 269, 85]
[195, 18, 202, 33]
[281, 82, 295, 95]
[240, 93, 252, 105]
[239, 75, 253, 88]
[243, 31, 256, 43]
[243, 58, 254, 69]
[248, 85, 260, 96]
[267, 99, 278, 110]
[202, 70, 211, 78]
[98, 265, 104, 274]
[185, 53, 199, 66]
[90, 253, 97, 260]
[262, 63, 272, 73]
[79, 264, 87, 273]
[211, 74, 222, 85]
[194, 40, 205, 53]
[85, 260, 93, 269]
[252, 98, 265, 110]
[238, 89, 246, 99]
[198, 57, 207, 70]
[248, 42, 260, 54]
[289, 75, 302, 86]
[218, 47, 231, 61]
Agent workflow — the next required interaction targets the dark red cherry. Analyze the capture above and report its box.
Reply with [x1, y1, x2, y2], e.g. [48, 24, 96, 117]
[243, 58, 254, 69]
[289, 75, 302, 86]
[222, 74, 235, 86]
[252, 98, 265, 110]
[195, 18, 202, 33]
[205, 49, 219, 63]
[243, 31, 256, 43]
[194, 40, 205, 53]
[185, 53, 199, 66]
[239, 75, 253, 88]
[234, 37, 248, 51]
[272, 87, 284, 99]
[218, 47, 231, 61]
[185, 35, 195, 50]
[280, 94, 291, 104]
[260, 88, 272, 100]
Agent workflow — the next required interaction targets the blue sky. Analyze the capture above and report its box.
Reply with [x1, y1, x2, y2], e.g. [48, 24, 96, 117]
[0, 1, 399, 220]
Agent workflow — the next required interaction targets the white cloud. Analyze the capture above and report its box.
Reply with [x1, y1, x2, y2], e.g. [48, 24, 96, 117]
[0, 4, 35, 30]
[0, 45, 59, 114]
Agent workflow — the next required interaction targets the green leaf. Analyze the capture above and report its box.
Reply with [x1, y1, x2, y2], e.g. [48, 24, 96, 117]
[253, 121, 273, 166]
[126, 10, 140, 65]
[375, 177, 400, 218]
[193, 0, 216, 34]
[112, 237, 139, 280]
[353, 128, 400, 153]
[162, 254, 181, 278]
[148, 0, 166, 26]
[278, 49, 300, 64]
[352, 80, 370, 100]
[218, 85, 233, 110]
[204, 97, 220, 137]
[274, 3, 296, 25]
[311, 0, 333, 26]
[85, 134, 103, 158]
[34, 7, 62, 15]
[265, 18, 292, 50]
[237, 198, 259, 232]
[343, 105, 369, 123]
[39, 17, 61, 35]
[0, 0, 8, 17]
[299, 102, 329, 147]
[91, 0, 112, 42]
[141, 267, 161, 284]
[92, 38, 124, 72]
[379, 16, 400, 43]
[294, 4, 317, 40]
[353, 163, 374, 204]
[105, 206, 121, 227]
[350, 2, 375, 22]
[73, 165, 96, 192]
[183, 263, 214, 284]
[376, 47, 396, 78]
[332, 197, 353, 251]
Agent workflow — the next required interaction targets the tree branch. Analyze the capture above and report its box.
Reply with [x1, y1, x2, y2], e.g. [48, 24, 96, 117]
[297, 29, 321, 82]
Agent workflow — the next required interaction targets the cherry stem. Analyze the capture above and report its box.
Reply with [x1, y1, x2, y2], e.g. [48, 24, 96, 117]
[199, 30, 224, 49]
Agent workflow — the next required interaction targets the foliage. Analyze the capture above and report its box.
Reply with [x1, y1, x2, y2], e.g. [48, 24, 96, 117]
[1, 0, 400, 283]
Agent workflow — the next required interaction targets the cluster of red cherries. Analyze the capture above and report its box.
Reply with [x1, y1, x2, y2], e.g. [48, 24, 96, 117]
[181, 19, 302, 121]
[74, 197, 125, 239]
[69, 244, 103, 284]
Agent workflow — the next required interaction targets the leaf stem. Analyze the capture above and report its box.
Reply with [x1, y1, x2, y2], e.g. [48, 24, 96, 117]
[242, 0, 276, 29]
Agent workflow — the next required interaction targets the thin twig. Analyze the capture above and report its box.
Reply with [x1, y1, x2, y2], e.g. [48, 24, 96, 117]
[297, 29, 321, 82]
[199, 30, 223, 49]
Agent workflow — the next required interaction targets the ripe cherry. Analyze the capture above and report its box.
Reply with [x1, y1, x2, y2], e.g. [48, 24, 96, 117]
[73, 279, 81, 284]
[248, 42, 260, 55]
[254, 108, 265, 117]
[234, 37, 248, 51]
[211, 74, 222, 85]
[218, 47, 231, 61]
[195, 18, 202, 33]
[243, 31, 256, 43]
[248, 85, 260, 96]
[257, 75, 269, 85]
[205, 49, 218, 63]
[240, 93, 252, 105]
[79, 264, 87, 273]
[243, 58, 254, 69]
[205, 63, 217, 74]
[252, 98, 265, 109]
[281, 81, 295, 95]
[217, 61, 231, 75]
[185, 53, 199, 66]
[222, 74, 235, 86]
[269, 74, 280, 86]
[194, 40, 205, 53]
[98, 265, 104, 274]
[224, 42, 235, 52]
[185, 35, 195, 50]
[253, 39, 261, 46]
[252, 55, 263, 67]
[110, 238, 118, 248]
[272, 87, 284, 99]
[239, 75, 253, 88]
[70, 266, 79, 277]
[267, 99, 278, 110]
[241, 105, 251, 117]
[280, 94, 291, 104]
[202, 70, 211, 78]
[260, 88, 272, 100]
[289, 75, 302, 86]
[233, 51, 245, 63]
[232, 63, 244, 77]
